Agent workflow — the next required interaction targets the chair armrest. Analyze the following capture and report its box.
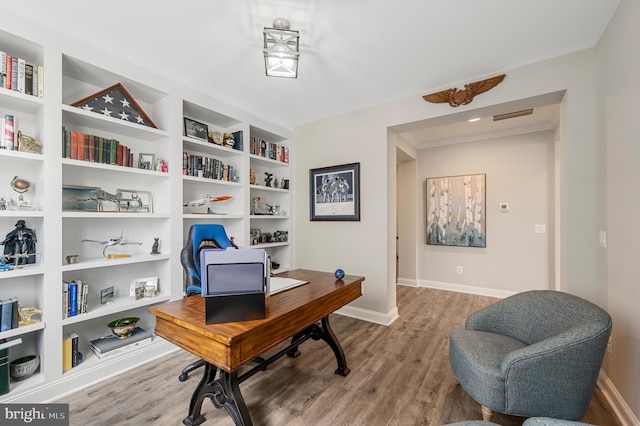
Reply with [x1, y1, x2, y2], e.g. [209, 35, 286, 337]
[498, 327, 610, 418]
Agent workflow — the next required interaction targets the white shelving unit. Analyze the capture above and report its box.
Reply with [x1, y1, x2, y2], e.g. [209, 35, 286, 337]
[0, 17, 292, 403]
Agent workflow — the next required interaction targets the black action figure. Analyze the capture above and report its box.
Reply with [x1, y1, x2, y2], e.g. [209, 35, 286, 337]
[1, 220, 37, 265]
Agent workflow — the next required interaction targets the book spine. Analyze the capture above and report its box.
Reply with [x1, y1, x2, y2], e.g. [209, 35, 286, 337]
[81, 283, 89, 314]
[25, 63, 33, 95]
[17, 58, 25, 93]
[0, 51, 6, 89]
[11, 56, 17, 91]
[62, 337, 72, 372]
[71, 334, 79, 367]
[32, 66, 38, 97]
[68, 283, 78, 317]
[5, 55, 12, 89]
[37, 65, 43, 97]
[0, 300, 12, 332]
[10, 298, 18, 329]
[3, 115, 14, 150]
[62, 282, 69, 319]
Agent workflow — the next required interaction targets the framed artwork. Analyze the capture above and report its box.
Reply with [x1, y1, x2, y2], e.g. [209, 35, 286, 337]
[426, 173, 486, 247]
[129, 276, 158, 298]
[138, 153, 156, 170]
[116, 189, 153, 213]
[309, 162, 360, 221]
[184, 117, 208, 140]
[62, 185, 100, 212]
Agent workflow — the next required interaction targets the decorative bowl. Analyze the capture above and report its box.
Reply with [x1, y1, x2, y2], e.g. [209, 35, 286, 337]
[10, 354, 40, 381]
[107, 317, 140, 339]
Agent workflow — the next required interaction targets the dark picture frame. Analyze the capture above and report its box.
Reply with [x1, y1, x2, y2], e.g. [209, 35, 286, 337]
[425, 173, 486, 247]
[183, 117, 208, 140]
[310, 162, 360, 221]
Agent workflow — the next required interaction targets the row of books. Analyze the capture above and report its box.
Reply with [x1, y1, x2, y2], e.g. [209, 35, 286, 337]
[0, 51, 43, 97]
[62, 332, 80, 372]
[90, 327, 154, 360]
[62, 127, 134, 167]
[62, 280, 89, 319]
[0, 298, 19, 332]
[250, 137, 289, 163]
[183, 152, 237, 182]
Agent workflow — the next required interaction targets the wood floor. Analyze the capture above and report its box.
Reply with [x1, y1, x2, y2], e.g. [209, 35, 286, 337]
[56, 286, 621, 426]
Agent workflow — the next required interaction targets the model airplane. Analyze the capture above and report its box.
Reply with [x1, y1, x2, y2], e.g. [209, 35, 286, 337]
[183, 194, 232, 207]
[82, 231, 142, 257]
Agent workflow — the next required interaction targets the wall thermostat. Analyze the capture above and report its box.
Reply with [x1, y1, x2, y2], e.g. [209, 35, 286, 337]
[499, 203, 509, 212]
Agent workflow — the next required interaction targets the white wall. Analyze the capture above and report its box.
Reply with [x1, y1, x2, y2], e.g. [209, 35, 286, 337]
[295, 48, 598, 320]
[396, 150, 417, 284]
[596, 0, 640, 420]
[416, 131, 554, 294]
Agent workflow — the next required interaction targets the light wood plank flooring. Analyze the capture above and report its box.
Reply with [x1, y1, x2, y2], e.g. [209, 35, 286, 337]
[57, 286, 621, 426]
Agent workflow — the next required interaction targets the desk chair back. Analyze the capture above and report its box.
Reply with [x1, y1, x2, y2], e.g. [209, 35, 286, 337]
[180, 224, 234, 293]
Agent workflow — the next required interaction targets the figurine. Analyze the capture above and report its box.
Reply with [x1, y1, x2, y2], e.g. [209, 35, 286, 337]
[223, 132, 235, 148]
[1, 220, 37, 265]
[250, 169, 256, 185]
[151, 237, 160, 254]
[0, 197, 6, 210]
[264, 172, 273, 187]
[17, 131, 43, 153]
[273, 177, 279, 188]
[18, 305, 43, 326]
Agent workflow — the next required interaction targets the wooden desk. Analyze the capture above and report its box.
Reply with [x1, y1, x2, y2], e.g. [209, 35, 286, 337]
[149, 269, 364, 426]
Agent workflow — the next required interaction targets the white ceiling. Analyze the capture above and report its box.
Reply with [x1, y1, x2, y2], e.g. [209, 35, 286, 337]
[3, 0, 619, 137]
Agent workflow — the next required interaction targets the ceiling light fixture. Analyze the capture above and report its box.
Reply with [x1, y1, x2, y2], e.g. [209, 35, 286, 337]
[263, 18, 300, 79]
[493, 108, 534, 121]
[468, 117, 481, 122]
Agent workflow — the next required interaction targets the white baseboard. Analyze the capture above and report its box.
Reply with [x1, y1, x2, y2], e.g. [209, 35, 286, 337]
[336, 304, 399, 326]
[397, 278, 418, 287]
[418, 279, 516, 299]
[598, 370, 640, 426]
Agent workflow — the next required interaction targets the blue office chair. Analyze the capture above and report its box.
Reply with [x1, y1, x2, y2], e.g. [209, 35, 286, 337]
[179, 223, 235, 381]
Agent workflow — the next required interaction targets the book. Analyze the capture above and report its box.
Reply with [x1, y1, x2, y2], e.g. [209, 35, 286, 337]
[10, 298, 18, 329]
[5, 55, 11, 89]
[0, 51, 5, 88]
[17, 57, 25, 93]
[81, 282, 89, 314]
[68, 282, 78, 317]
[71, 333, 79, 367]
[90, 335, 153, 359]
[62, 282, 69, 319]
[90, 327, 153, 354]
[62, 334, 73, 372]
[25, 63, 33, 95]
[11, 56, 17, 91]
[0, 299, 13, 332]
[37, 65, 43, 97]
[3, 115, 14, 150]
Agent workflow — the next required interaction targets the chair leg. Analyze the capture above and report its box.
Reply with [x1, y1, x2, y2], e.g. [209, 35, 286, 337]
[481, 406, 493, 422]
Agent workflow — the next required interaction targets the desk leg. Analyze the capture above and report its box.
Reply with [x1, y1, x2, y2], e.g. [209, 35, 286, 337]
[183, 363, 253, 426]
[319, 316, 350, 376]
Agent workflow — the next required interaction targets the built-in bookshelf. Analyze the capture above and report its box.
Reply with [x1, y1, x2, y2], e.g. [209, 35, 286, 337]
[0, 18, 293, 403]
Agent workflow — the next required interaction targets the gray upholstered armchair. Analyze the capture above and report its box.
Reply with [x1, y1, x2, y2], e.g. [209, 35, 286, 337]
[449, 290, 612, 422]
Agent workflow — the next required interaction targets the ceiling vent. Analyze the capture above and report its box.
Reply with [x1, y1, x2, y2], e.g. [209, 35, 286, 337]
[493, 108, 534, 121]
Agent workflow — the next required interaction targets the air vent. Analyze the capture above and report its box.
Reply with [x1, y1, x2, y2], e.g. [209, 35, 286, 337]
[493, 108, 534, 121]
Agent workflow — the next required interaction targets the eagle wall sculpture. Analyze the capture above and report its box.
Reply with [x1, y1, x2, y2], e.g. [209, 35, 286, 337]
[422, 74, 505, 107]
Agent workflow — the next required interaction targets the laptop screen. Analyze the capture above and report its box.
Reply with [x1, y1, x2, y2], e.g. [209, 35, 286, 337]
[204, 262, 264, 295]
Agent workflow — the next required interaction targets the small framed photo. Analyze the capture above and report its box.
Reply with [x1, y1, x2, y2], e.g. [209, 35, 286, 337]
[100, 286, 115, 304]
[138, 153, 156, 170]
[184, 117, 208, 140]
[62, 185, 100, 212]
[117, 189, 153, 213]
[130, 276, 158, 299]
[310, 162, 360, 221]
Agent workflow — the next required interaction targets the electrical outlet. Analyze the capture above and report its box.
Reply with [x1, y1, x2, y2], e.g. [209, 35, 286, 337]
[456, 266, 463, 274]
[607, 336, 612, 354]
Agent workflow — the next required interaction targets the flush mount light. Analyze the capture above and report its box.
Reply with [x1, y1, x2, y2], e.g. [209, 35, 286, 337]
[263, 18, 300, 78]
[468, 117, 481, 122]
